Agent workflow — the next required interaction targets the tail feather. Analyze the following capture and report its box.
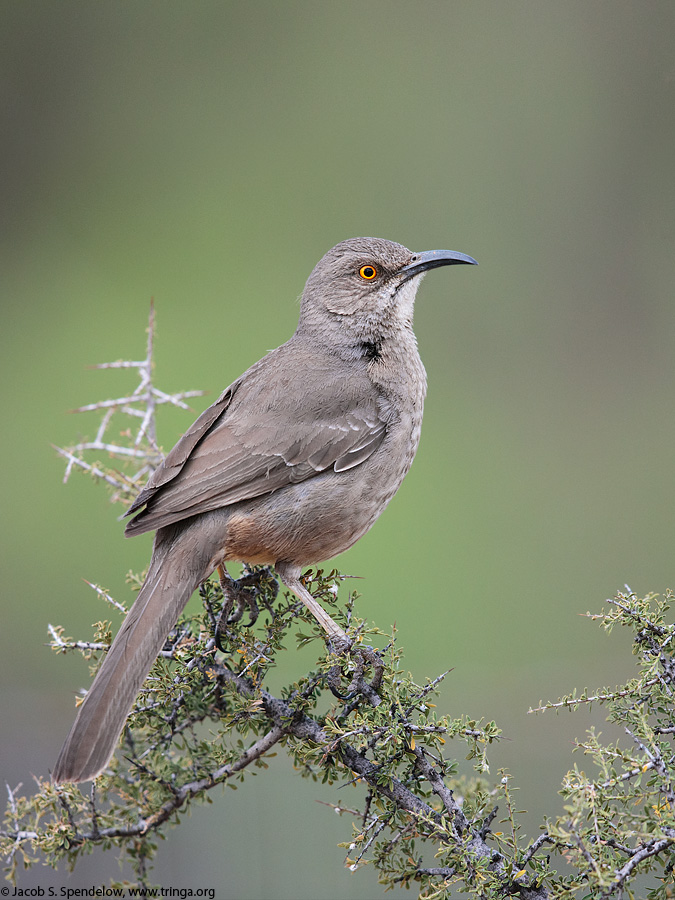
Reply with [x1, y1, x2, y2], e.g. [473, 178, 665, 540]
[53, 529, 209, 783]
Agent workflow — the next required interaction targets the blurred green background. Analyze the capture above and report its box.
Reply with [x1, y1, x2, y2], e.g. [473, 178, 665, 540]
[2, 2, 675, 897]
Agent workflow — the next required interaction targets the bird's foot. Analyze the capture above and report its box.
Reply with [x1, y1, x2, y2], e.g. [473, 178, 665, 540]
[326, 639, 383, 707]
[272, 562, 384, 707]
[215, 564, 278, 651]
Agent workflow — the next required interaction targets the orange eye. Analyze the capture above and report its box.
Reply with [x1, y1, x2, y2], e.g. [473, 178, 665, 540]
[359, 265, 378, 280]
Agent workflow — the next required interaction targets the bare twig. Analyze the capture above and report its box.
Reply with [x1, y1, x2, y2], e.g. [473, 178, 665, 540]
[55, 303, 204, 498]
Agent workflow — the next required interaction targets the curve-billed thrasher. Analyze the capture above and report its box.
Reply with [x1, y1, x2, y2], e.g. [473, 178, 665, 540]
[52, 237, 477, 784]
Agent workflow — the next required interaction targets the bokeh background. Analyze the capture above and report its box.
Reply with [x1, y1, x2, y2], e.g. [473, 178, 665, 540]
[3, 2, 675, 897]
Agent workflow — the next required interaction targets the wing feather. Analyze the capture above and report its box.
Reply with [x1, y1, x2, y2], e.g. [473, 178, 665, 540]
[125, 346, 390, 536]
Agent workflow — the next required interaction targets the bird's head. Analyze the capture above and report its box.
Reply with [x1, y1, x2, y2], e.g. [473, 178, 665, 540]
[298, 237, 477, 347]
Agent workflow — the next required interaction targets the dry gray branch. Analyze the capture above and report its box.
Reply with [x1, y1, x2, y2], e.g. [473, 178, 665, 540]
[55, 302, 204, 498]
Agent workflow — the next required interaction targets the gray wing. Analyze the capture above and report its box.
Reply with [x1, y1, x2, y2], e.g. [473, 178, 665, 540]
[125, 383, 238, 518]
[125, 348, 388, 536]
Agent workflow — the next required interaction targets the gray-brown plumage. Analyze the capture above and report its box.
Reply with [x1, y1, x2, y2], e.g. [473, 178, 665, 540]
[52, 237, 477, 784]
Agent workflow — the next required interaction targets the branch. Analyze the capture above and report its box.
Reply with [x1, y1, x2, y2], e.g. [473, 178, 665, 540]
[602, 837, 674, 899]
[211, 664, 549, 900]
[55, 302, 204, 499]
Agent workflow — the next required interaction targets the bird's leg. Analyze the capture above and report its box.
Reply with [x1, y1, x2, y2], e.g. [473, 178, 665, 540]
[274, 562, 351, 651]
[274, 562, 382, 705]
[215, 564, 278, 651]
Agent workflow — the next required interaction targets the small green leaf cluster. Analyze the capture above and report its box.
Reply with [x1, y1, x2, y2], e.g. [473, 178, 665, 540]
[533, 589, 675, 899]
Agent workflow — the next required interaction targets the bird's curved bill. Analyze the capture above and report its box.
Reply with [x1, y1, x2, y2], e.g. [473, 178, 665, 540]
[400, 249, 478, 282]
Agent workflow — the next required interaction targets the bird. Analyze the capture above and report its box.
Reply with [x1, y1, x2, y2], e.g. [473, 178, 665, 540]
[52, 236, 477, 784]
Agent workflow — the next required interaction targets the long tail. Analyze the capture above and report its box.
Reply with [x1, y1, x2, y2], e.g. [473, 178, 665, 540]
[53, 523, 214, 784]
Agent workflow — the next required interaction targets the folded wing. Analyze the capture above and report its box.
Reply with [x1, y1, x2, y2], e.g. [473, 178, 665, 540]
[125, 350, 389, 536]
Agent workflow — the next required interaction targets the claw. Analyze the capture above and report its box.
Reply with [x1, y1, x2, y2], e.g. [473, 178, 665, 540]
[324, 641, 383, 707]
[326, 664, 351, 699]
[214, 564, 278, 650]
[214, 617, 229, 653]
[358, 644, 384, 694]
